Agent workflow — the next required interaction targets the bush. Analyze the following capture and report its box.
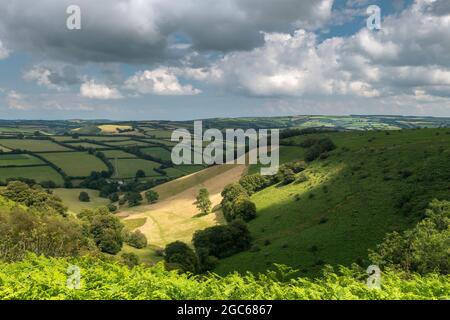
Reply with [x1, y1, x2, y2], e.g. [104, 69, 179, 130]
[79, 191, 90, 202]
[193, 220, 252, 259]
[145, 190, 159, 204]
[90, 213, 124, 254]
[225, 196, 256, 222]
[239, 174, 271, 195]
[164, 241, 199, 274]
[121, 253, 140, 268]
[370, 199, 450, 274]
[126, 192, 143, 207]
[126, 230, 147, 249]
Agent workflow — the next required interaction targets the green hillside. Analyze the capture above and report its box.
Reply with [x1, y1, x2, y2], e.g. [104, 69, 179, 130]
[216, 128, 450, 276]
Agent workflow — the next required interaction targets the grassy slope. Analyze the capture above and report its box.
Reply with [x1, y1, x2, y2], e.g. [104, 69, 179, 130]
[216, 128, 450, 276]
[53, 188, 110, 214]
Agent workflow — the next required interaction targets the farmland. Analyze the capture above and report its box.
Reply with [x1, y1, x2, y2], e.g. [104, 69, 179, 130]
[140, 147, 172, 162]
[0, 139, 69, 152]
[0, 154, 45, 166]
[112, 158, 161, 179]
[0, 166, 63, 184]
[38, 152, 108, 177]
[100, 149, 137, 159]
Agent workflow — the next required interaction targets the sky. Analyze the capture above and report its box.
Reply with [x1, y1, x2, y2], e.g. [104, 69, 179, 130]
[0, 0, 450, 120]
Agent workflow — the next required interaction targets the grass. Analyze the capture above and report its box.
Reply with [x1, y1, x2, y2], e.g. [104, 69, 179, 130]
[143, 139, 177, 147]
[144, 129, 173, 139]
[112, 159, 161, 179]
[0, 154, 45, 166]
[140, 147, 172, 162]
[163, 167, 186, 178]
[38, 152, 108, 177]
[0, 139, 69, 152]
[105, 140, 150, 147]
[98, 125, 133, 133]
[64, 142, 109, 149]
[119, 244, 164, 265]
[53, 188, 110, 214]
[152, 164, 239, 201]
[247, 145, 304, 175]
[122, 218, 147, 230]
[215, 128, 450, 276]
[0, 166, 64, 184]
[100, 149, 137, 159]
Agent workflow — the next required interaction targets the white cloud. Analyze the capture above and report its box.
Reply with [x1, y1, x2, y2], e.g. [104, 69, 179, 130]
[80, 80, 123, 100]
[125, 68, 201, 95]
[0, 40, 9, 59]
[6, 91, 31, 110]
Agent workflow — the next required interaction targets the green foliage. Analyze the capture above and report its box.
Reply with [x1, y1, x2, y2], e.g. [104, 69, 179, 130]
[0, 254, 448, 300]
[125, 230, 148, 249]
[126, 192, 143, 207]
[144, 190, 159, 204]
[164, 241, 199, 274]
[370, 200, 450, 274]
[89, 211, 124, 255]
[1, 181, 67, 216]
[221, 183, 257, 223]
[0, 199, 88, 261]
[193, 220, 252, 260]
[195, 188, 212, 215]
[239, 174, 271, 195]
[78, 191, 90, 202]
[121, 252, 140, 268]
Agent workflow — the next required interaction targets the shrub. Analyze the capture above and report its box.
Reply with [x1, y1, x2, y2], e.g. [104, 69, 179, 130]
[193, 220, 251, 259]
[121, 253, 140, 268]
[144, 190, 159, 204]
[370, 199, 450, 274]
[126, 230, 147, 249]
[79, 191, 90, 202]
[164, 241, 199, 274]
[90, 213, 124, 254]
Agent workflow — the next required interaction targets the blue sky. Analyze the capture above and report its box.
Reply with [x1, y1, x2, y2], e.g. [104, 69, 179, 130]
[0, 0, 449, 120]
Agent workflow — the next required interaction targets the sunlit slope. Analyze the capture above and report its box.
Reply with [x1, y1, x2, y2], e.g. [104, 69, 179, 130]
[216, 128, 450, 276]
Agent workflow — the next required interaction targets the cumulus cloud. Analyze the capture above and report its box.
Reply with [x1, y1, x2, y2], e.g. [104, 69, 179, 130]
[0, 39, 9, 59]
[6, 91, 31, 110]
[23, 64, 81, 91]
[124, 68, 201, 95]
[192, 0, 450, 104]
[80, 80, 123, 100]
[0, 0, 332, 63]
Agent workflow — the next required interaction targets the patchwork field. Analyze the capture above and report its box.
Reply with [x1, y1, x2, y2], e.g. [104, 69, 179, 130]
[0, 154, 45, 166]
[0, 139, 69, 152]
[112, 158, 161, 178]
[0, 166, 64, 184]
[100, 149, 137, 159]
[105, 140, 150, 147]
[38, 152, 108, 177]
[64, 142, 109, 149]
[140, 147, 172, 162]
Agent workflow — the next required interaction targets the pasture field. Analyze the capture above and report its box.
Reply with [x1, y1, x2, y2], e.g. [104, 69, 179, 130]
[0, 146, 11, 152]
[0, 166, 64, 184]
[98, 124, 133, 133]
[81, 136, 130, 142]
[143, 139, 176, 147]
[100, 149, 136, 159]
[162, 167, 186, 178]
[105, 140, 150, 147]
[215, 128, 450, 276]
[151, 164, 243, 201]
[53, 188, 110, 214]
[247, 145, 304, 175]
[112, 159, 161, 178]
[0, 139, 69, 152]
[39, 152, 108, 177]
[144, 129, 172, 139]
[0, 154, 45, 166]
[140, 147, 172, 162]
[64, 142, 109, 149]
